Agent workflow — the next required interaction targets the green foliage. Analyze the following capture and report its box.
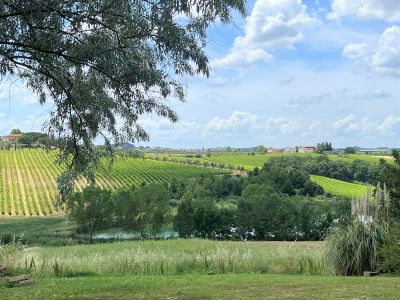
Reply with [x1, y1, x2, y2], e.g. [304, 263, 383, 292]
[266, 154, 379, 183]
[325, 219, 386, 275]
[114, 183, 170, 238]
[316, 141, 332, 153]
[67, 186, 114, 243]
[10, 129, 22, 134]
[344, 147, 356, 154]
[379, 223, 400, 273]
[18, 132, 55, 148]
[173, 198, 235, 238]
[0, 1, 246, 198]
[378, 150, 400, 220]
[237, 184, 349, 241]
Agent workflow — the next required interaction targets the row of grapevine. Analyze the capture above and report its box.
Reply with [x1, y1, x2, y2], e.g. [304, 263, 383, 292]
[0, 149, 219, 216]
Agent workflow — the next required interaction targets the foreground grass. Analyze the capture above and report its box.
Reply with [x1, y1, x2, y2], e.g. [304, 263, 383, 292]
[8, 240, 327, 277]
[2, 273, 400, 299]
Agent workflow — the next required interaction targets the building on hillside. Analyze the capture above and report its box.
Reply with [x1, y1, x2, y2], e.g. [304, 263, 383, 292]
[0, 133, 22, 143]
[298, 146, 316, 153]
[267, 147, 285, 154]
[283, 146, 297, 153]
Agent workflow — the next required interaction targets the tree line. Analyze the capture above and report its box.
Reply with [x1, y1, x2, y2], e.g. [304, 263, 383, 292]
[68, 166, 350, 243]
[265, 155, 380, 183]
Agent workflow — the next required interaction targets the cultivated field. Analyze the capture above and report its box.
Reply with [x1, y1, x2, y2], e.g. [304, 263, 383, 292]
[310, 175, 368, 198]
[0, 150, 220, 216]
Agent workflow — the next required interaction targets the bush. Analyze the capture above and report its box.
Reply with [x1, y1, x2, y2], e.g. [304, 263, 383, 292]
[379, 223, 400, 273]
[325, 219, 386, 275]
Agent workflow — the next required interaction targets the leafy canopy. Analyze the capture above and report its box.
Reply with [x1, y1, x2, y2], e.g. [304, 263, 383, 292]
[0, 0, 246, 198]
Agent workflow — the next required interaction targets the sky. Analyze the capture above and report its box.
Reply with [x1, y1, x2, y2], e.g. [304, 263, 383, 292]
[1, 0, 400, 149]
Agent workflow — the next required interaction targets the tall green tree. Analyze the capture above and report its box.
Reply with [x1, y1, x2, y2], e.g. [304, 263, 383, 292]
[67, 186, 114, 243]
[0, 1, 246, 198]
[114, 183, 170, 238]
[379, 150, 400, 220]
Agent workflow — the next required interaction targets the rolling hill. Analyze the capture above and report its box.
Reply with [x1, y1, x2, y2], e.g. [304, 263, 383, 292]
[0, 149, 221, 216]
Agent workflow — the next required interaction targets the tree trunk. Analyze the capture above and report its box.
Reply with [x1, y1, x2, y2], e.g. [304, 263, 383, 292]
[88, 223, 94, 243]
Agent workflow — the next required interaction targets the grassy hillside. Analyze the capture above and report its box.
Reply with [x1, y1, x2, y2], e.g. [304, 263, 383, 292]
[310, 175, 368, 198]
[0, 149, 219, 217]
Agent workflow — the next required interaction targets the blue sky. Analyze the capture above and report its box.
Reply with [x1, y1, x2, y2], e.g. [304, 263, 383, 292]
[1, 0, 400, 149]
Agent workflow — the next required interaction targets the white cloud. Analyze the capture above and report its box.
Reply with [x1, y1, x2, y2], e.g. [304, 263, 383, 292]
[328, 0, 400, 22]
[342, 43, 369, 59]
[334, 114, 400, 136]
[206, 111, 259, 131]
[371, 26, 400, 76]
[212, 0, 316, 68]
[333, 114, 356, 129]
[343, 26, 400, 76]
[377, 115, 400, 135]
[213, 48, 273, 69]
[141, 118, 200, 132]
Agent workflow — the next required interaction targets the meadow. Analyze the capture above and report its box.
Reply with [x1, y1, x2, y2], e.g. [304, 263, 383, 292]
[0, 149, 220, 216]
[2, 238, 400, 299]
[7, 240, 327, 277]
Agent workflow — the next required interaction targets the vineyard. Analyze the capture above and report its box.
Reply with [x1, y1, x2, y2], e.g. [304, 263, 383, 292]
[310, 175, 368, 198]
[0, 149, 220, 216]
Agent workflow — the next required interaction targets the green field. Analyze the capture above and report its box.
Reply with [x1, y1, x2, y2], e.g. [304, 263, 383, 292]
[0, 150, 219, 216]
[310, 175, 368, 198]
[203, 154, 269, 171]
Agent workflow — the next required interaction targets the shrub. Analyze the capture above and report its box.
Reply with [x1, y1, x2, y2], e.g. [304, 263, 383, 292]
[379, 223, 400, 273]
[325, 219, 386, 275]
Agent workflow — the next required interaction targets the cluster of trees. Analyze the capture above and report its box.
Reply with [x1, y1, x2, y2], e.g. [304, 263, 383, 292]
[265, 155, 379, 183]
[174, 184, 348, 241]
[68, 166, 349, 242]
[316, 142, 333, 153]
[172, 169, 347, 240]
[68, 183, 171, 243]
[0, 130, 58, 150]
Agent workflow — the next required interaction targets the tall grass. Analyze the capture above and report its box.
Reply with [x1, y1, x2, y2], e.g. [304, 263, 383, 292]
[6, 240, 328, 277]
[325, 220, 386, 275]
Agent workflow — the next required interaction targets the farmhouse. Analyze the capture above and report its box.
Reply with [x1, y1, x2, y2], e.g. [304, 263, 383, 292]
[298, 146, 316, 153]
[0, 133, 22, 143]
[267, 147, 285, 154]
[283, 146, 297, 153]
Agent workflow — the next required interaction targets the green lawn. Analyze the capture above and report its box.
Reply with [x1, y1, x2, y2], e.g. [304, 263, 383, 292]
[2, 273, 400, 299]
